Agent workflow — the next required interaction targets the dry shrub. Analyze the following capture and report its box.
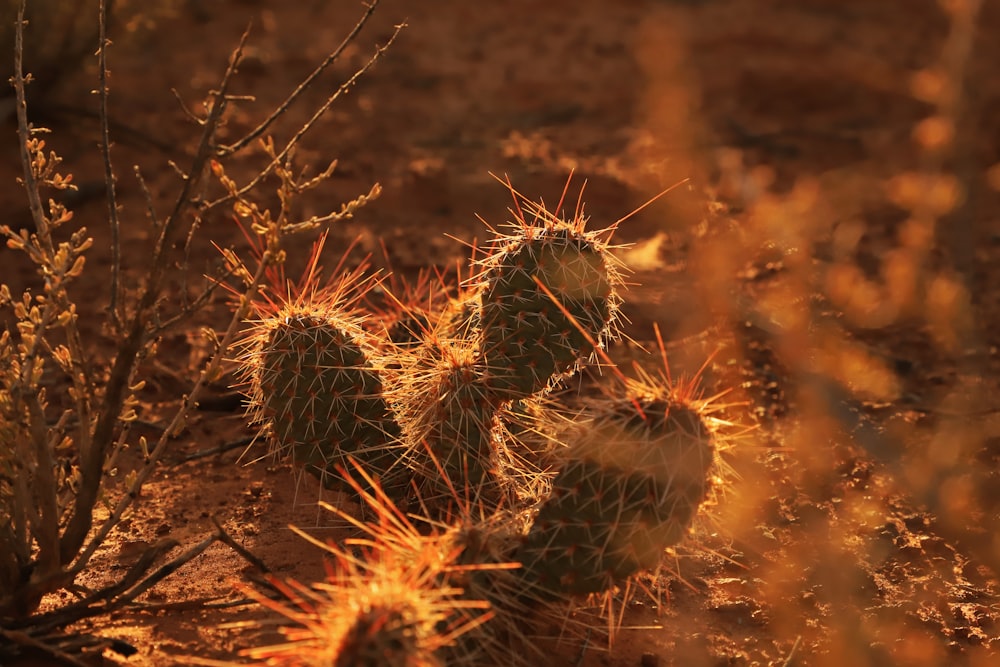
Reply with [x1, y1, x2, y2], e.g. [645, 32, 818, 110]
[0, 0, 395, 658]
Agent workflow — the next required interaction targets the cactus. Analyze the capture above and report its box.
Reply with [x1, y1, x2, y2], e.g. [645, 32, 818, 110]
[238, 506, 490, 667]
[516, 395, 715, 597]
[386, 204, 626, 508]
[391, 339, 503, 503]
[230, 182, 736, 664]
[474, 216, 623, 399]
[239, 299, 406, 492]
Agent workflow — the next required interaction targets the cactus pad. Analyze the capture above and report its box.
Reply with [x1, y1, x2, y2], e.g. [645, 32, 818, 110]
[477, 223, 622, 399]
[517, 397, 714, 597]
[392, 341, 501, 501]
[242, 306, 404, 490]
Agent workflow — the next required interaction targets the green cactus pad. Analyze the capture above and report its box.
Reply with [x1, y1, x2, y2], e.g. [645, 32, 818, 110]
[392, 341, 501, 501]
[477, 224, 621, 399]
[517, 398, 714, 597]
[242, 307, 404, 490]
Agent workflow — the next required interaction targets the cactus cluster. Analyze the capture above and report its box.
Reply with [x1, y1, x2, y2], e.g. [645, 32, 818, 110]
[233, 187, 724, 665]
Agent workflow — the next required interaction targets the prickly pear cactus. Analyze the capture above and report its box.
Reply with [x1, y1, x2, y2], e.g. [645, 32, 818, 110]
[241, 304, 404, 490]
[239, 512, 485, 667]
[516, 397, 715, 597]
[476, 222, 622, 399]
[392, 340, 501, 501]
[333, 604, 441, 667]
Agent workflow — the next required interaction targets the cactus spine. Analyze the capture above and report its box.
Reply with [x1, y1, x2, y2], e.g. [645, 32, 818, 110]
[239, 523, 487, 667]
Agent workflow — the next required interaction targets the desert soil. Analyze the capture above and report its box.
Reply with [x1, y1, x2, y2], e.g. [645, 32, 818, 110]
[3, 0, 1000, 665]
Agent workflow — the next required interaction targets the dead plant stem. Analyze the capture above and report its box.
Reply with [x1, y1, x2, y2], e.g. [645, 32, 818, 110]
[97, 0, 122, 326]
[59, 27, 252, 565]
[12, 0, 49, 246]
[216, 0, 382, 157]
[204, 23, 403, 211]
[8, 0, 76, 595]
[70, 250, 274, 575]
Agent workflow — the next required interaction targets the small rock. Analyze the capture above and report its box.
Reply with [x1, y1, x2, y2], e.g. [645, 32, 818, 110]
[640, 652, 659, 667]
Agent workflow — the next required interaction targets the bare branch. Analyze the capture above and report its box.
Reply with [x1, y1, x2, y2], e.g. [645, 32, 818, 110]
[12, 0, 49, 245]
[204, 22, 404, 212]
[133, 165, 160, 229]
[215, 0, 381, 157]
[59, 26, 253, 565]
[97, 0, 122, 327]
[0, 628, 92, 667]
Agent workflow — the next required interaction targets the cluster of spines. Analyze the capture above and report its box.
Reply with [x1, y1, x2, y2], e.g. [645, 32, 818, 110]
[237, 484, 492, 667]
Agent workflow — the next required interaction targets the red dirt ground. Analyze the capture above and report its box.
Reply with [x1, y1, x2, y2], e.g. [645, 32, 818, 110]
[3, 0, 1000, 665]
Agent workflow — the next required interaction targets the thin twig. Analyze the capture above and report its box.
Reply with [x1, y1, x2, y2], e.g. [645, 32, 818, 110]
[133, 165, 160, 229]
[120, 595, 255, 613]
[97, 0, 122, 327]
[11, 538, 179, 631]
[104, 534, 218, 610]
[19, 535, 222, 636]
[215, 0, 381, 157]
[12, 0, 49, 244]
[781, 635, 803, 667]
[179, 435, 255, 463]
[0, 628, 91, 667]
[153, 262, 235, 334]
[204, 23, 403, 212]
[211, 516, 273, 577]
